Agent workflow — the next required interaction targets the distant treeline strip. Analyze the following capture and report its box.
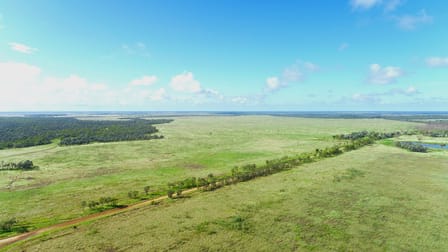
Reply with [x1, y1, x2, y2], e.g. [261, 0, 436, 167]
[0, 117, 172, 149]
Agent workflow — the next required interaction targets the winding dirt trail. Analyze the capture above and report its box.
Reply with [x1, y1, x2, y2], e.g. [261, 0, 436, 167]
[0, 187, 198, 249]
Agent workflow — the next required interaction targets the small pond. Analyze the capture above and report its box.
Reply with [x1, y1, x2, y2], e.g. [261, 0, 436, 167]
[409, 142, 448, 150]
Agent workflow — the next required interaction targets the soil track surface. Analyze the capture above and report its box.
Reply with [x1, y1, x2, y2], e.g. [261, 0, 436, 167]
[0, 188, 198, 249]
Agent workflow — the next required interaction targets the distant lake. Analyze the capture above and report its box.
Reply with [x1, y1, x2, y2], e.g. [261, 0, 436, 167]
[412, 142, 448, 150]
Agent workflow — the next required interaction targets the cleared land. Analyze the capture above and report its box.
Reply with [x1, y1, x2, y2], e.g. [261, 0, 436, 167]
[0, 116, 417, 237]
[7, 144, 448, 251]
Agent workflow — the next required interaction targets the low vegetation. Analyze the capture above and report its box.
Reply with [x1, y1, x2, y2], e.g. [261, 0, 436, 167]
[81, 197, 119, 212]
[163, 131, 406, 198]
[395, 141, 428, 152]
[0, 117, 171, 149]
[9, 144, 448, 251]
[0, 160, 38, 171]
[0, 116, 418, 240]
[0, 218, 27, 235]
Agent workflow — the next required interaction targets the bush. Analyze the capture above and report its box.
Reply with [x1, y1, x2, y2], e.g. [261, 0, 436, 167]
[395, 142, 428, 153]
[0, 218, 17, 233]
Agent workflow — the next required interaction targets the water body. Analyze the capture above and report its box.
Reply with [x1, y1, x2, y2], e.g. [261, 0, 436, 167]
[411, 142, 448, 150]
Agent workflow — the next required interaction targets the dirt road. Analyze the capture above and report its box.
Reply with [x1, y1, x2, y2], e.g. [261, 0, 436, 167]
[0, 187, 198, 249]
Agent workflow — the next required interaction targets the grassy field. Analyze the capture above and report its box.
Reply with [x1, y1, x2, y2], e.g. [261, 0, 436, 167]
[8, 144, 448, 251]
[0, 116, 417, 235]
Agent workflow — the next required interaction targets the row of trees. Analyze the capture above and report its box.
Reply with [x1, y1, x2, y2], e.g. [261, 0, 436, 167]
[333, 131, 406, 140]
[0, 117, 172, 149]
[77, 131, 405, 213]
[395, 142, 428, 153]
[165, 131, 399, 198]
[0, 160, 38, 171]
[81, 197, 119, 211]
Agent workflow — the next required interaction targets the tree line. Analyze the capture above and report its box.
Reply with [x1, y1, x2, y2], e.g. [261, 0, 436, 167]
[332, 130, 407, 140]
[164, 131, 406, 198]
[0, 117, 172, 149]
[78, 131, 409, 209]
[395, 142, 428, 152]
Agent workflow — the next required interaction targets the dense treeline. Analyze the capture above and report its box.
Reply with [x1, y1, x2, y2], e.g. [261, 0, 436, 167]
[333, 130, 407, 140]
[0, 160, 38, 171]
[0, 117, 172, 149]
[395, 142, 428, 153]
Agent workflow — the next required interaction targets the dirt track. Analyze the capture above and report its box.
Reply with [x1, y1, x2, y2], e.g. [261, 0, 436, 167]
[0, 187, 198, 249]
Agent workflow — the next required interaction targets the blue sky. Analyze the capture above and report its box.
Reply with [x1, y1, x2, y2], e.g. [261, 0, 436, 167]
[0, 0, 447, 111]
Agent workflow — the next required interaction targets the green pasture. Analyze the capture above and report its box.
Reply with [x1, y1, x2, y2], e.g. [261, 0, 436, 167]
[9, 144, 448, 251]
[0, 116, 417, 234]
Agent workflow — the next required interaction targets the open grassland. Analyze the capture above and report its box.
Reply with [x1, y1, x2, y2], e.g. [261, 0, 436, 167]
[8, 144, 448, 251]
[0, 116, 417, 234]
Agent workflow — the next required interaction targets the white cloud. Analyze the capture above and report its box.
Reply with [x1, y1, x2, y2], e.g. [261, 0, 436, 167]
[350, 0, 381, 10]
[145, 88, 167, 101]
[129, 75, 158, 86]
[264, 61, 318, 92]
[338, 43, 349, 51]
[9, 42, 37, 54]
[0, 61, 120, 110]
[368, 63, 404, 85]
[0, 61, 232, 110]
[231, 96, 248, 104]
[395, 9, 433, 30]
[0, 61, 41, 83]
[405, 86, 417, 95]
[170, 71, 202, 93]
[266, 77, 281, 91]
[426, 57, 448, 67]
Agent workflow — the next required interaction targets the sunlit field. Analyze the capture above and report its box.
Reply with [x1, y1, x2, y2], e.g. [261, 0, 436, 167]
[8, 144, 448, 251]
[0, 116, 417, 235]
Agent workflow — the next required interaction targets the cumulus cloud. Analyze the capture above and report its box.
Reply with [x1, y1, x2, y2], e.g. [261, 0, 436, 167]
[368, 63, 404, 85]
[129, 75, 158, 86]
[265, 61, 318, 92]
[168, 71, 223, 102]
[170, 72, 202, 93]
[350, 0, 381, 10]
[148, 88, 167, 101]
[9, 42, 37, 54]
[426, 57, 448, 67]
[0, 62, 114, 110]
[394, 9, 433, 30]
[265, 77, 282, 91]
